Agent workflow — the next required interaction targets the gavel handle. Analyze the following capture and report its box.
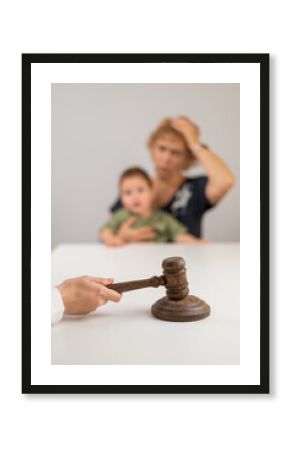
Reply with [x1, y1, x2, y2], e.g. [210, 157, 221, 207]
[108, 275, 165, 294]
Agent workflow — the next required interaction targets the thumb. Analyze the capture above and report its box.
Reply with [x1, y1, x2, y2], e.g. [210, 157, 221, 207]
[99, 285, 122, 302]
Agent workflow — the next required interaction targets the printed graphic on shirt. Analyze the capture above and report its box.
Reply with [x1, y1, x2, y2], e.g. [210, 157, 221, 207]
[170, 183, 193, 215]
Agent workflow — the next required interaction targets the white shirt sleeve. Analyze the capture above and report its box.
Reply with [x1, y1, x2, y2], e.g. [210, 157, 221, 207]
[51, 287, 65, 325]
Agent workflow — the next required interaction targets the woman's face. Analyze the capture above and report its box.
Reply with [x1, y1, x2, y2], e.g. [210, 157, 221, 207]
[150, 135, 188, 179]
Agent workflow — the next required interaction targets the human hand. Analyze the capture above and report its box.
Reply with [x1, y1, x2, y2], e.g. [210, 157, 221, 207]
[116, 216, 156, 242]
[100, 228, 125, 247]
[105, 236, 125, 247]
[57, 276, 122, 315]
[170, 116, 200, 150]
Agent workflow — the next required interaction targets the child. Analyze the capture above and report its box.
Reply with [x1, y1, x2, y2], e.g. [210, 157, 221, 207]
[100, 167, 205, 246]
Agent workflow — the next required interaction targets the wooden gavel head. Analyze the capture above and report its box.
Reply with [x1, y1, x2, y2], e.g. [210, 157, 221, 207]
[161, 256, 190, 300]
[109, 256, 210, 322]
[151, 256, 210, 322]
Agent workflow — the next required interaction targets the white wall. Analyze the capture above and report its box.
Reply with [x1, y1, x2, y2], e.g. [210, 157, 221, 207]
[51, 83, 240, 248]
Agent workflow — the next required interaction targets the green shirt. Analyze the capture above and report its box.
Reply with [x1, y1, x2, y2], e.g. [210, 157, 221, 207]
[102, 208, 188, 242]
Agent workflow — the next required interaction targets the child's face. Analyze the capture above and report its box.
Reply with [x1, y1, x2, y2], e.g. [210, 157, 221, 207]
[120, 176, 153, 215]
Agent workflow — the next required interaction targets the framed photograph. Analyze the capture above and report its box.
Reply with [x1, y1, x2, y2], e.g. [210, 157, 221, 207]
[22, 53, 269, 394]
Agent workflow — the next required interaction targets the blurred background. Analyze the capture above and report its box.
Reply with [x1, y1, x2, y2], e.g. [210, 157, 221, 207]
[51, 83, 240, 249]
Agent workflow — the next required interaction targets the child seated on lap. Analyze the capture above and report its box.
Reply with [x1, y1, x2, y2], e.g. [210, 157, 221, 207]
[100, 167, 205, 246]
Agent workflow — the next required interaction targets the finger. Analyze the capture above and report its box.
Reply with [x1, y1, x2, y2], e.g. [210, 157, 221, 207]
[124, 216, 137, 225]
[95, 298, 108, 308]
[134, 226, 156, 237]
[137, 226, 155, 232]
[170, 119, 179, 127]
[140, 234, 156, 241]
[171, 120, 184, 129]
[138, 230, 156, 239]
[109, 242, 118, 247]
[99, 285, 122, 302]
[108, 295, 122, 303]
[171, 117, 183, 123]
[87, 277, 114, 285]
[141, 228, 156, 235]
[140, 235, 156, 242]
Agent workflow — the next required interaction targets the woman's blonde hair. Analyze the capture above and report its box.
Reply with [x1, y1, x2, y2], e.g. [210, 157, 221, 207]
[147, 118, 196, 169]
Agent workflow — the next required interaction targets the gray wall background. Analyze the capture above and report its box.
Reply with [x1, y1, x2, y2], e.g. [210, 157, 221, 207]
[51, 83, 239, 249]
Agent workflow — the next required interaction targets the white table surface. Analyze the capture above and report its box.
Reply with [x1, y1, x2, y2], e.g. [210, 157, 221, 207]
[51, 243, 240, 365]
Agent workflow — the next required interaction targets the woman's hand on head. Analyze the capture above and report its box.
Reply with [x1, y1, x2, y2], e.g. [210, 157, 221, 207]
[170, 116, 200, 150]
[116, 216, 156, 243]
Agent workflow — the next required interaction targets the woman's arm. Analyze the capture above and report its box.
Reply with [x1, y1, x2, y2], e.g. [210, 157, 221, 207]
[170, 117, 235, 205]
[116, 217, 157, 242]
[192, 146, 235, 205]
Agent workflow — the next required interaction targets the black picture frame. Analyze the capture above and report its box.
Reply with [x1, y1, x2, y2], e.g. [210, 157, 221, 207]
[22, 53, 269, 394]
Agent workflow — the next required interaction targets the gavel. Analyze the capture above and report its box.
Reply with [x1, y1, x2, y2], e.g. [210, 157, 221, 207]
[108, 256, 210, 322]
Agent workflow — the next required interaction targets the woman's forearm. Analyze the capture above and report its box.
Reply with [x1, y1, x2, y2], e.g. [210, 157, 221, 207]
[193, 146, 235, 204]
[169, 117, 235, 205]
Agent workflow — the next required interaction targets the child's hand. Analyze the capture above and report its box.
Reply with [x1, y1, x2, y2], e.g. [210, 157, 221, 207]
[100, 228, 125, 247]
[106, 236, 125, 247]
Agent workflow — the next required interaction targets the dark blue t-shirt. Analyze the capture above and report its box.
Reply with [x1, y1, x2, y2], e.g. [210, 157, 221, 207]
[110, 176, 214, 238]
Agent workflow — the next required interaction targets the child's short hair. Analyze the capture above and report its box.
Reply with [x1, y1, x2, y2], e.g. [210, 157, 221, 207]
[119, 167, 152, 188]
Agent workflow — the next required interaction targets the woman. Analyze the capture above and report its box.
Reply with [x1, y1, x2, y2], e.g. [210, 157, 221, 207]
[111, 116, 235, 242]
